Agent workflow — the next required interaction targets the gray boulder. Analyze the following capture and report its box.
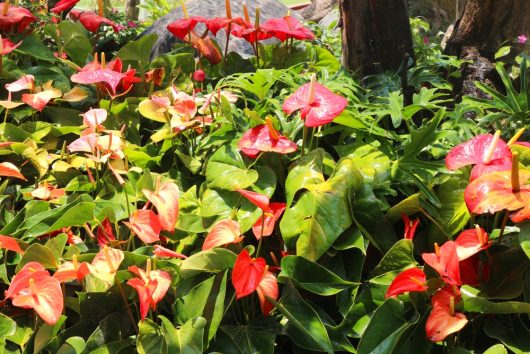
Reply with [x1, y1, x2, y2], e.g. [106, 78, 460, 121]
[141, 0, 299, 58]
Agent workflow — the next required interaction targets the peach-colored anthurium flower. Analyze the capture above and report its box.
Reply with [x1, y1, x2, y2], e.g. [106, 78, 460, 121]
[0, 162, 26, 180]
[22, 81, 62, 111]
[5, 74, 34, 93]
[202, 219, 243, 251]
[53, 254, 92, 283]
[0, 234, 23, 254]
[283, 74, 347, 127]
[142, 178, 179, 232]
[90, 246, 124, 283]
[31, 182, 65, 200]
[454, 226, 490, 261]
[82, 108, 107, 133]
[153, 245, 187, 259]
[127, 259, 171, 320]
[5, 262, 63, 325]
[124, 209, 162, 244]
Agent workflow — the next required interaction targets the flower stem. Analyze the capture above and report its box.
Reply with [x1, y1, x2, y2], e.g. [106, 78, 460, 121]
[301, 125, 308, 158]
[115, 277, 139, 334]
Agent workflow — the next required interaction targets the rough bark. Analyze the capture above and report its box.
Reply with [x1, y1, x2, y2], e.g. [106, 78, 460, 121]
[445, 0, 530, 98]
[339, 0, 414, 77]
[125, 0, 140, 21]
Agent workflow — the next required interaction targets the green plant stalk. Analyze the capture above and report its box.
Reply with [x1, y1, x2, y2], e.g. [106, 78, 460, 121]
[301, 125, 308, 158]
[115, 277, 139, 334]
[256, 211, 265, 257]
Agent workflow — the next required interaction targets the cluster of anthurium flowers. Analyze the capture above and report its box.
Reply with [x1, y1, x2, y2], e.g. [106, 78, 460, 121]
[386, 225, 491, 342]
[166, 0, 314, 65]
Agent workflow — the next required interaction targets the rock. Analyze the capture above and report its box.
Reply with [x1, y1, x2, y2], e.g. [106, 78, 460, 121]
[299, 0, 337, 23]
[141, 0, 298, 58]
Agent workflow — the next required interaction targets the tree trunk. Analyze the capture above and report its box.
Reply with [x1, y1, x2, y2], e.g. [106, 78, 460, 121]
[445, 0, 530, 99]
[339, 0, 414, 77]
[125, 0, 140, 20]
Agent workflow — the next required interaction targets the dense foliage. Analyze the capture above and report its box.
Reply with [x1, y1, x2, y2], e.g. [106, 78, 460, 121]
[1, 1, 530, 353]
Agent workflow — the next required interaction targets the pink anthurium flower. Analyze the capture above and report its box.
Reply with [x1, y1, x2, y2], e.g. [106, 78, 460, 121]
[53, 254, 92, 283]
[261, 16, 314, 42]
[67, 133, 98, 154]
[167, 16, 206, 40]
[385, 267, 428, 298]
[142, 179, 179, 232]
[50, 0, 79, 14]
[445, 132, 512, 181]
[256, 269, 278, 316]
[4, 262, 48, 299]
[0, 3, 36, 33]
[82, 108, 107, 133]
[252, 202, 286, 239]
[90, 246, 124, 283]
[238, 118, 298, 158]
[454, 226, 490, 261]
[69, 11, 118, 32]
[202, 219, 243, 251]
[0, 162, 26, 180]
[96, 217, 116, 247]
[426, 286, 467, 342]
[71, 54, 129, 97]
[283, 74, 347, 127]
[22, 81, 62, 111]
[422, 241, 461, 286]
[1, 36, 22, 55]
[124, 209, 162, 244]
[0, 234, 23, 253]
[153, 245, 187, 259]
[232, 249, 267, 299]
[5, 74, 34, 93]
[402, 214, 420, 240]
[127, 259, 171, 320]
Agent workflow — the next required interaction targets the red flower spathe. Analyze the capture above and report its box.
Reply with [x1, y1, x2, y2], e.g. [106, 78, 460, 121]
[385, 267, 428, 298]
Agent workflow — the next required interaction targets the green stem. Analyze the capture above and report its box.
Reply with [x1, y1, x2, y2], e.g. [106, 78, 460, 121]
[256, 211, 265, 257]
[498, 211, 510, 244]
[301, 125, 308, 158]
[115, 277, 139, 334]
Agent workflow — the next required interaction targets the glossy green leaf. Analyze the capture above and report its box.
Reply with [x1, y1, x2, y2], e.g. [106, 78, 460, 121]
[371, 239, 415, 277]
[0, 313, 16, 338]
[271, 282, 333, 353]
[117, 34, 158, 70]
[215, 318, 279, 354]
[281, 157, 363, 261]
[205, 145, 258, 190]
[484, 317, 530, 354]
[462, 286, 530, 313]
[518, 221, 530, 260]
[160, 316, 206, 354]
[480, 248, 530, 299]
[16, 243, 59, 271]
[357, 298, 419, 354]
[278, 256, 356, 295]
[284, 148, 325, 206]
[180, 248, 236, 278]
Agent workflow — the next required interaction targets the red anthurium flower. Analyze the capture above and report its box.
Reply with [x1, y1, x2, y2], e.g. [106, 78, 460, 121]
[142, 179, 179, 232]
[0, 162, 26, 180]
[232, 249, 267, 299]
[261, 16, 315, 42]
[0, 3, 36, 33]
[53, 254, 92, 283]
[252, 202, 286, 239]
[153, 245, 187, 259]
[426, 286, 468, 342]
[231, 21, 273, 43]
[127, 259, 171, 320]
[464, 166, 530, 223]
[446, 132, 512, 181]
[10, 276, 63, 325]
[90, 246, 124, 283]
[205, 16, 245, 35]
[283, 74, 347, 127]
[454, 226, 490, 261]
[422, 241, 461, 286]
[145, 67, 165, 86]
[0, 234, 23, 253]
[238, 118, 298, 158]
[385, 267, 428, 298]
[50, 0, 79, 14]
[1, 36, 22, 55]
[31, 182, 65, 200]
[402, 214, 420, 240]
[5, 74, 34, 93]
[125, 209, 162, 244]
[202, 219, 243, 251]
[256, 269, 278, 315]
[96, 217, 116, 247]
[71, 56, 127, 97]
[237, 189, 270, 211]
[460, 254, 490, 287]
[70, 11, 118, 33]
[4, 262, 48, 299]
[167, 16, 206, 40]
[193, 37, 222, 65]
